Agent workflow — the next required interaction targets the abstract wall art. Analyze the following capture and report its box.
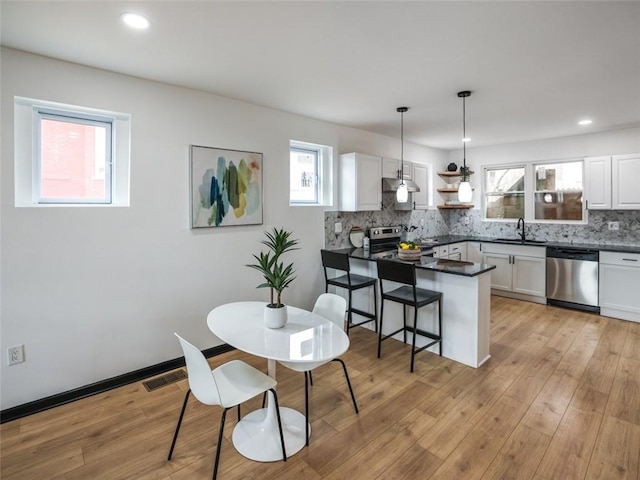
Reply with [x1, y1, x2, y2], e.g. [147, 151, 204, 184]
[190, 145, 263, 228]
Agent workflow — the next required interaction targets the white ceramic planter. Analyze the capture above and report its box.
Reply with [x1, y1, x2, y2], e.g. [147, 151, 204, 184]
[264, 304, 288, 329]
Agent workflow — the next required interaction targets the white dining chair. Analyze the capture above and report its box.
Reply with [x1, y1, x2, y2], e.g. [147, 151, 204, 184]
[168, 333, 287, 480]
[278, 293, 359, 446]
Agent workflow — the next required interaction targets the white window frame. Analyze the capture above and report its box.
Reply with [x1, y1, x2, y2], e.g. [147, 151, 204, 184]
[482, 158, 587, 224]
[14, 97, 131, 207]
[483, 164, 526, 221]
[289, 140, 333, 207]
[36, 109, 114, 204]
[532, 159, 586, 224]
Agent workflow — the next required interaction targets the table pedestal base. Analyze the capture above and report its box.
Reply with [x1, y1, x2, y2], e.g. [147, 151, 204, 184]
[232, 406, 308, 462]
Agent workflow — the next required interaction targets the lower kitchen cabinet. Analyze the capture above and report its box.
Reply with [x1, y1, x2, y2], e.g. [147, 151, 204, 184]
[466, 241, 483, 264]
[433, 242, 466, 261]
[482, 243, 546, 302]
[599, 251, 640, 323]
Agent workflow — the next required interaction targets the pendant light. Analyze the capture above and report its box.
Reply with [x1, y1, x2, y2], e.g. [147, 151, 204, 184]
[457, 91, 473, 203]
[396, 106, 409, 203]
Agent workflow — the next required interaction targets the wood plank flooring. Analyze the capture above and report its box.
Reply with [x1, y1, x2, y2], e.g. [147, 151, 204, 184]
[2, 296, 639, 479]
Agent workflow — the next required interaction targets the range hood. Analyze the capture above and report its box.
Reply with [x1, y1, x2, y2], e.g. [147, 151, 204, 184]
[382, 177, 421, 193]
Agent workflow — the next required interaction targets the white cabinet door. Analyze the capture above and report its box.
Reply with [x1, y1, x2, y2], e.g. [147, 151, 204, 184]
[412, 163, 429, 210]
[612, 154, 640, 209]
[585, 154, 640, 210]
[382, 157, 400, 179]
[466, 242, 483, 264]
[600, 251, 640, 323]
[600, 264, 640, 317]
[484, 252, 512, 291]
[339, 153, 382, 211]
[356, 154, 382, 211]
[513, 256, 546, 297]
[584, 156, 612, 210]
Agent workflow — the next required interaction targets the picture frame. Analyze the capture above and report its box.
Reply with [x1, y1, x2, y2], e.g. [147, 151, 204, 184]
[190, 145, 263, 228]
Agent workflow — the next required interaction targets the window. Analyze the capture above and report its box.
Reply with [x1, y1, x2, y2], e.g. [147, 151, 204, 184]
[289, 140, 333, 206]
[290, 145, 319, 204]
[14, 97, 131, 207]
[534, 161, 583, 221]
[484, 166, 525, 219]
[37, 110, 113, 204]
[483, 160, 585, 223]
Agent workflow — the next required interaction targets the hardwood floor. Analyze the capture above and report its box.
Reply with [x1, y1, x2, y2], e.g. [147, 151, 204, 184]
[2, 296, 639, 479]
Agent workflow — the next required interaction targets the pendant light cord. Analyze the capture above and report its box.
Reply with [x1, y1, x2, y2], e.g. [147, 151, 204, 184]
[400, 109, 404, 179]
[397, 106, 408, 180]
[462, 95, 466, 170]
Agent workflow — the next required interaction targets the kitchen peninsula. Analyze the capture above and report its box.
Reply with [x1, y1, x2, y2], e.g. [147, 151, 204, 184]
[329, 247, 496, 368]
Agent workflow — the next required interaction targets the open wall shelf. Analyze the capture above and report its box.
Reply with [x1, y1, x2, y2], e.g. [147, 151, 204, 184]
[437, 171, 475, 209]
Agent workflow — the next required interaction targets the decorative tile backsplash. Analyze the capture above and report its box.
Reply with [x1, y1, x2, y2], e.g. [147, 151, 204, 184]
[325, 198, 640, 248]
[325, 193, 449, 248]
[447, 209, 640, 245]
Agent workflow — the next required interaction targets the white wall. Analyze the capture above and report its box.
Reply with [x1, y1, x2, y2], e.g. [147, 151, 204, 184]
[0, 48, 442, 410]
[446, 126, 640, 203]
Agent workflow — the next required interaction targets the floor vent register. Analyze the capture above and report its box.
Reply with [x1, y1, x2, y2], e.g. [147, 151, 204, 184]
[143, 369, 187, 392]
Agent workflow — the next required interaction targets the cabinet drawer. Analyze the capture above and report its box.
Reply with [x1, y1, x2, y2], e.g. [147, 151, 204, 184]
[600, 251, 640, 267]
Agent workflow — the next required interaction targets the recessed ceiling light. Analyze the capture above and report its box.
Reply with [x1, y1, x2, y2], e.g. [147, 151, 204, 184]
[121, 13, 150, 30]
[578, 119, 593, 126]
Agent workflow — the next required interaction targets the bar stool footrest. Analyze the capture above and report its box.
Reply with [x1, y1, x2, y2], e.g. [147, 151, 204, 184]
[379, 327, 407, 344]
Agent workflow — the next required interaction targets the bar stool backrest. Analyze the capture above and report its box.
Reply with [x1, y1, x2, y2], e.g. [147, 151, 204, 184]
[321, 249, 350, 272]
[376, 259, 416, 286]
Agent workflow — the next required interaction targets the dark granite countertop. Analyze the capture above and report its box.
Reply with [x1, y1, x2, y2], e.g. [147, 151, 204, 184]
[414, 235, 640, 254]
[332, 247, 496, 277]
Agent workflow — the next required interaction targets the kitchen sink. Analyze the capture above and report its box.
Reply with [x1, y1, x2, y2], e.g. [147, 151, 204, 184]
[495, 237, 547, 245]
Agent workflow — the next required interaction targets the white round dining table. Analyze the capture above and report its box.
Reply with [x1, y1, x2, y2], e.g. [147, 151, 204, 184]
[207, 301, 350, 461]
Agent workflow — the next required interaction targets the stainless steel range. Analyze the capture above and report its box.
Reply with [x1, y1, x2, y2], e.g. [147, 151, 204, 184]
[368, 225, 434, 259]
[368, 225, 402, 254]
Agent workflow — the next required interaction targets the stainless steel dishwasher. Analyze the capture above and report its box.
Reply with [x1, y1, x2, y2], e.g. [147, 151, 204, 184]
[546, 247, 600, 313]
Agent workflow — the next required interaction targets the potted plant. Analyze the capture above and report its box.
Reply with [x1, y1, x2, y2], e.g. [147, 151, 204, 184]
[459, 166, 471, 182]
[247, 227, 299, 328]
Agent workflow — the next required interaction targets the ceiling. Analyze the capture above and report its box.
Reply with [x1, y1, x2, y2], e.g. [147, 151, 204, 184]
[2, 1, 639, 150]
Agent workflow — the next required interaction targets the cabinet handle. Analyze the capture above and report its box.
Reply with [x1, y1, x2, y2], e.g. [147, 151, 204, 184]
[586, 200, 589, 210]
[622, 258, 638, 262]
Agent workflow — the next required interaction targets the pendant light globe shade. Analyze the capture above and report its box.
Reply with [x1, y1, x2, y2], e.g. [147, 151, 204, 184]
[457, 91, 472, 203]
[397, 182, 409, 203]
[458, 181, 473, 203]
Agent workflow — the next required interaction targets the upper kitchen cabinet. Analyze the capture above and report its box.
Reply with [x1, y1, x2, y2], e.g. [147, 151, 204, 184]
[585, 154, 640, 210]
[412, 162, 430, 210]
[339, 152, 382, 211]
[382, 157, 412, 180]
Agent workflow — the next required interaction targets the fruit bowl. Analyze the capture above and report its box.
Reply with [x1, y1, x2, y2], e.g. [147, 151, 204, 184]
[397, 242, 422, 261]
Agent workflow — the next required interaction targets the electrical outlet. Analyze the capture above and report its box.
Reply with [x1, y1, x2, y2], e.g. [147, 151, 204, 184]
[8, 345, 24, 365]
[608, 221, 619, 231]
[334, 222, 342, 233]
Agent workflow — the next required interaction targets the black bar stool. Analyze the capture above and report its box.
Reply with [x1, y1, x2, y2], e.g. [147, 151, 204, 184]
[321, 249, 378, 334]
[376, 258, 442, 372]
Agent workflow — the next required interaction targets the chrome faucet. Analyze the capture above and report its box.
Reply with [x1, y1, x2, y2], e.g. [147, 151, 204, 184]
[517, 217, 526, 242]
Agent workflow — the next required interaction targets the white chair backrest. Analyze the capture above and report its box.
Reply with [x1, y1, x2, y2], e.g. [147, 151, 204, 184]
[313, 293, 347, 330]
[175, 333, 222, 406]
